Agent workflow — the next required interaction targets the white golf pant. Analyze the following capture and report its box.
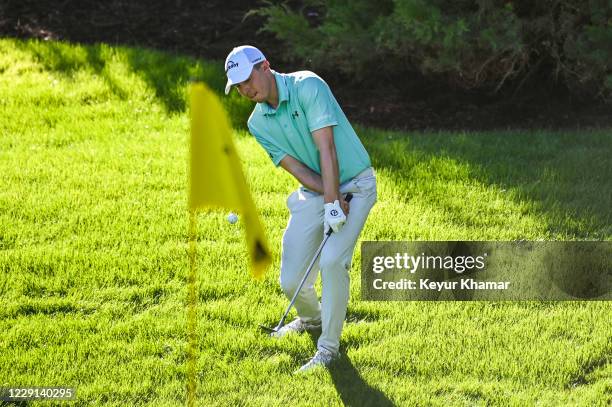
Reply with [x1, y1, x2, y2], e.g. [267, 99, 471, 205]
[280, 167, 377, 354]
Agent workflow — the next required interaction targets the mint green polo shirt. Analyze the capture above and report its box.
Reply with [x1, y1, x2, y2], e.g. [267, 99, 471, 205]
[247, 70, 371, 184]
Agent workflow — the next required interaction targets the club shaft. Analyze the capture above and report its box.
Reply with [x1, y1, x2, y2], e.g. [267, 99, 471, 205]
[275, 230, 332, 329]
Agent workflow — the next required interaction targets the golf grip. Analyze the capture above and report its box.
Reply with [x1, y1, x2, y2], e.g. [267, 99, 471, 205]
[325, 192, 353, 237]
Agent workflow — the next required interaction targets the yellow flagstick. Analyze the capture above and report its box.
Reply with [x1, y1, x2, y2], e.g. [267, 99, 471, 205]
[187, 211, 197, 407]
[186, 82, 273, 405]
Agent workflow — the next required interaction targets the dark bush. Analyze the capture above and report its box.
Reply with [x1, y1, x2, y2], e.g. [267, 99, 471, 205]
[251, 0, 611, 101]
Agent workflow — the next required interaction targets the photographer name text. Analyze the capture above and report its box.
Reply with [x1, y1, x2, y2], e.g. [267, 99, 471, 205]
[372, 278, 510, 291]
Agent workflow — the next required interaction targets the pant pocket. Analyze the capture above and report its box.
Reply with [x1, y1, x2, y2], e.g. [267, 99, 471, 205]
[287, 189, 323, 213]
[354, 175, 377, 195]
[286, 191, 298, 211]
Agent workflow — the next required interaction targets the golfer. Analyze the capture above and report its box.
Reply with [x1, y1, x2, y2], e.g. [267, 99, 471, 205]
[224, 45, 377, 372]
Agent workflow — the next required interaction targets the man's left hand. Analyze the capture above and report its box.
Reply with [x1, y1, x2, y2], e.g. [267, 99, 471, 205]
[324, 200, 347, 233]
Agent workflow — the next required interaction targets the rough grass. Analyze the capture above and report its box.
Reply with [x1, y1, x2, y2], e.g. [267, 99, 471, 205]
[0, 38, 610, 406]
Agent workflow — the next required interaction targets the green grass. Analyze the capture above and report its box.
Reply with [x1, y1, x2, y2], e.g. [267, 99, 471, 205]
[0, 38, 611, 406]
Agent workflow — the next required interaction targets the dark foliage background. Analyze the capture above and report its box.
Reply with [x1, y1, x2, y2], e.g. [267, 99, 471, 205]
[255, 0, 612, 101]
[0, 0, 281, 59]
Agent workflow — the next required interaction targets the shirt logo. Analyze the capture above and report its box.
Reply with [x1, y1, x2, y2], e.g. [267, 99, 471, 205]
[225, 60, 238, 72]
[291, 111, 299, 119]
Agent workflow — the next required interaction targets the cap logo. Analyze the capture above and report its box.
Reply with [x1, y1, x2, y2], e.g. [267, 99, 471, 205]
[226, 60, 239, 72]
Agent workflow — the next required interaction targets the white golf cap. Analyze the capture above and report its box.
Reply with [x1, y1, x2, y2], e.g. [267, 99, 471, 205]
[224, 45, 266, 95]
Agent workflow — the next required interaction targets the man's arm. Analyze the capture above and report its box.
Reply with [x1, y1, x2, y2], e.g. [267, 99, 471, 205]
[279, 126, 349, 214]
[313, 125, 350, 218]
[279, 155, 324, 193]
[311, 126, 340, 204]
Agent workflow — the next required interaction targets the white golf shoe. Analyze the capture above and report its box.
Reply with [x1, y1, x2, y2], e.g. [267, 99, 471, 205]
[270, 317, 321, 338]
[295, 348, 338, 373]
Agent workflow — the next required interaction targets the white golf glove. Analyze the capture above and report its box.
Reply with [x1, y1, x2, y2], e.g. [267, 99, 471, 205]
[324, 200, 347, 233]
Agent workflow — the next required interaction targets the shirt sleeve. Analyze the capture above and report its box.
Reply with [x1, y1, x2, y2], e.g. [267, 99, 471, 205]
[297, 76, 338, 132]
[248, 122, 287, 166]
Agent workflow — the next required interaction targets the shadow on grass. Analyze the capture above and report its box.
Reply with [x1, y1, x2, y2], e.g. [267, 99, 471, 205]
[361, 128, 611, 239]
[18, 40, 128, 100]
[121, 46, 254, 128]
[345, 307, 388, 323]
[328, 352, 396, 407]
[306, 333, 396, 407]
[13, 38, 253, 128]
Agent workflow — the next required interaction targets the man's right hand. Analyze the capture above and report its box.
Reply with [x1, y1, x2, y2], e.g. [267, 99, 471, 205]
[339, 195, 350, 215]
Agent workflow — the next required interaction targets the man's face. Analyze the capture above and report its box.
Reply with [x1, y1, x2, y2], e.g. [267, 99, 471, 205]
[235, 61, 270, 103]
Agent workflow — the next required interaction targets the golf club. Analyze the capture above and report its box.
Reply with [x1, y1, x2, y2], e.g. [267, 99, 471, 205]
[260, 193, 353, 335]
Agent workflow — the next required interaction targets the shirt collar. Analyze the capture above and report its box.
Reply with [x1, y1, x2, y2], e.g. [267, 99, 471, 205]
[261, 70, 289, 116]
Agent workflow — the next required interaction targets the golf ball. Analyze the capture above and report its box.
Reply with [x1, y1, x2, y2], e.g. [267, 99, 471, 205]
[227, 212, 238, 224]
